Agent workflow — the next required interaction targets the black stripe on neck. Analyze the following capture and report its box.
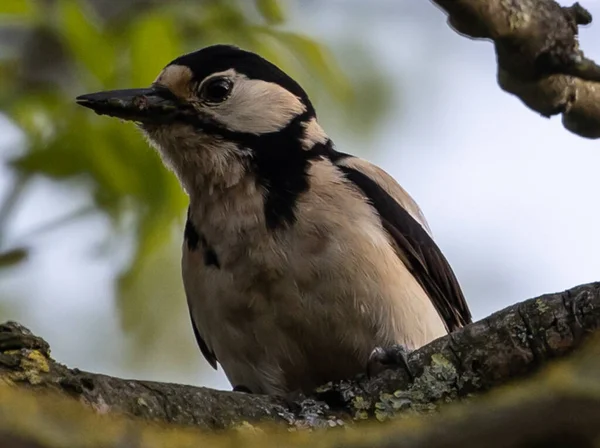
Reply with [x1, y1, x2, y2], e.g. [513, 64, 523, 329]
[185, 208, 220, 269]
[185, 113, 350, 231]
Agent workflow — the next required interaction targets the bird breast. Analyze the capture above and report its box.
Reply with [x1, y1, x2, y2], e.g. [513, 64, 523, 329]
[183, 160, 446, 394]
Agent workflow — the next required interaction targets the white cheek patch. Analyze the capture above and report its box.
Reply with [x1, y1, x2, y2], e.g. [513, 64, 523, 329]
[204, 74, 306, 134]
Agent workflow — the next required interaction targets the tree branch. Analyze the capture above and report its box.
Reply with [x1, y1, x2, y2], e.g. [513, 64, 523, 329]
[431, 0, 600, 138]
[1, 282, 599, 430]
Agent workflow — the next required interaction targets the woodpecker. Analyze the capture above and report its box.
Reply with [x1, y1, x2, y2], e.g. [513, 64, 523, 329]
[76, 44, 471, 396]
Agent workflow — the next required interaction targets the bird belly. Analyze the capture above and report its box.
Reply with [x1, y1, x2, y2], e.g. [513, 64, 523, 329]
[184, 269, 375, 395]
[183, 220, 446, 395]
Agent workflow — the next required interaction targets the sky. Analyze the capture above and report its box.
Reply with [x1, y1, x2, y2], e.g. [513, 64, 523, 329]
[0, 0, 599, 391]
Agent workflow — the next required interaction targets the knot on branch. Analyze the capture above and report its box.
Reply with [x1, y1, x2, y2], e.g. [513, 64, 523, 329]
[0, 321, 52, 387]
[564, 2, 593, 26]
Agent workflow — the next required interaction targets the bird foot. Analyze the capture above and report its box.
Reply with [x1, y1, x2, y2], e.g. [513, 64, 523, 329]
[367, 344, 414, 381]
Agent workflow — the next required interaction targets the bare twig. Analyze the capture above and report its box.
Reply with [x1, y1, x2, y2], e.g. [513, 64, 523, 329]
[431, 0, 600, 138]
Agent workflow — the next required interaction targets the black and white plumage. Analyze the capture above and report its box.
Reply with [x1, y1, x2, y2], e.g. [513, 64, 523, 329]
[76, 45, 471, 396]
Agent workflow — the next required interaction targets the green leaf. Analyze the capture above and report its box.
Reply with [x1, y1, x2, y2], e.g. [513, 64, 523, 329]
[11, 145, 82, 179]
[8, 93, 63, 144]
[116, 233, 191, 365]
[129, 13, 182, 86]
[58, 0, 116, 84]
[0, 248, 28, 268]
[255, 0, 285, 25]
[0, 0, 34, 16]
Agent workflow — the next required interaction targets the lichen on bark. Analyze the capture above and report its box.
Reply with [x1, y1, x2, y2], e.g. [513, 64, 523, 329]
[1, 281, 599, 432]
[1, 325, 600, 447]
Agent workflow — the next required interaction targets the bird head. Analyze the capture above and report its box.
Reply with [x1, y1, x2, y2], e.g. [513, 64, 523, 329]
[76, 45, 329, 192]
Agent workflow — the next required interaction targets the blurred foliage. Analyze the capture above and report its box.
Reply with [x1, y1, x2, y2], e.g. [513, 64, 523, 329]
[0, 0, 389, 352]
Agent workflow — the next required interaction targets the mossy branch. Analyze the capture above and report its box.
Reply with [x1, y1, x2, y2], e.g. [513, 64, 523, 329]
[431, 0, 600, 138]
[1, 282, 599, 430]
[1, 334, 600, 448]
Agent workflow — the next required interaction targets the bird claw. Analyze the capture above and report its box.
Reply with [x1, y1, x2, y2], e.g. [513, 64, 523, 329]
[367, 344, 414, 381]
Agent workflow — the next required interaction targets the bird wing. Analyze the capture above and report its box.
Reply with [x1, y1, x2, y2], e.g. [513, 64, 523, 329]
[189, 309, 218, 370]
[334, 156, 472, 331]
[184, 212, 218, 370]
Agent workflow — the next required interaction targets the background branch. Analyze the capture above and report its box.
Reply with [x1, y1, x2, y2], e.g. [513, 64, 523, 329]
[432, 0, 600, 138]
[1, 282, 599, 430]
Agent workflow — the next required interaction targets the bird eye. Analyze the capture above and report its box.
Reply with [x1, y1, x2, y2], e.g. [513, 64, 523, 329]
[200, 77, 233, 103]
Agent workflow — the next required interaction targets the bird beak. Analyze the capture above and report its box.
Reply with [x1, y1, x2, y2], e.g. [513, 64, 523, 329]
[75, 86, 186, 123]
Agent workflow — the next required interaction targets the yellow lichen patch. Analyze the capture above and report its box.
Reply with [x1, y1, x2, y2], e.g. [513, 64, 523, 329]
[0, 349, 51, 386]
[22, 350, 50, 373]
[354, 410, 369, 420]
[3, 350, 21, 356]
[17, 349, 50, 385]
[430, 353, 452, 368]
[372, 351, 476, 421]
[535, 298, 550, 314]
[314, 382, 334, 393]
[352, 396, 371, 420]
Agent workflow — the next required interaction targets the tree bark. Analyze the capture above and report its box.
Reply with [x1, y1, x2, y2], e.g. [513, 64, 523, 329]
[431, 0, 600, 138]
[2, 337, 600, 448]
[1, 282, 599, 430]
